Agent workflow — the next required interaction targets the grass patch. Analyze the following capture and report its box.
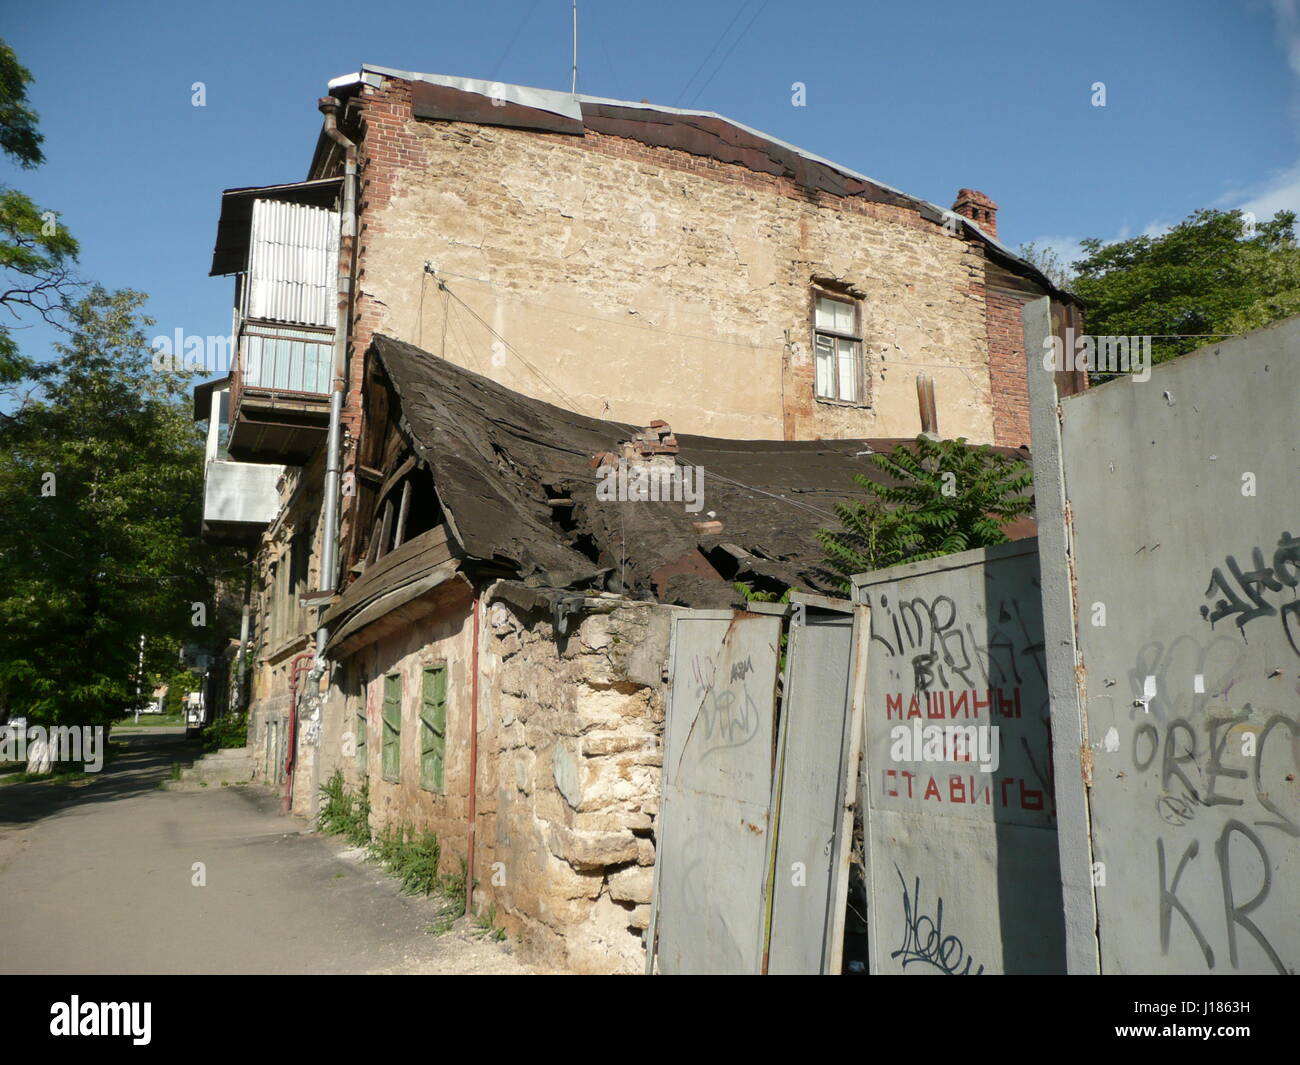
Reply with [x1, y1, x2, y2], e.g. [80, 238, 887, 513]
[372, 823, 443, 897]
[115, 712, 185, 729]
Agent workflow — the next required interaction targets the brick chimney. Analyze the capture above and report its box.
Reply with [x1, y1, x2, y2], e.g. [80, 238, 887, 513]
[952, 188, 999, 238]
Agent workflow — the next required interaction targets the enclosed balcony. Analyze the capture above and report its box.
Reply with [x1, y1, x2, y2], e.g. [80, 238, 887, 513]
[194, 377, 283, 545]
[210, 178, 342, 465]
[227, 323, 334, 463]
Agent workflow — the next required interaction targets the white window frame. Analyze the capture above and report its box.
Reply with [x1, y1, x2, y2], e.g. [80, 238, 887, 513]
[812, 292, 864, 404]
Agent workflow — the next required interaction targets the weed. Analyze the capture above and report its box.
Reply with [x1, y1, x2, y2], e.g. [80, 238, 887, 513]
[473, 903, 507, 942]
[317, 770, 372, 846]
[369, 824, 442, 896]
[428, 915, 457, 936]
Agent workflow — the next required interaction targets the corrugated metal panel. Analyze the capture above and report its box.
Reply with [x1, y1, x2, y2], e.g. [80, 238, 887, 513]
[247, 199, 338, 328]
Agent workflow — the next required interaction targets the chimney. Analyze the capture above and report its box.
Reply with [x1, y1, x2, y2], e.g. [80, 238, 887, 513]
[952, 188, 999, 239]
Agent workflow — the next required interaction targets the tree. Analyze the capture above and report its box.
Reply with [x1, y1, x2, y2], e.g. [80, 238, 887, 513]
[0, 38, 80, 400]
[1017, 241, 1075, 290]
[0, 287, 236, 731]
[817, 436, 1033, 593]
[1069, 208, 1300, 368]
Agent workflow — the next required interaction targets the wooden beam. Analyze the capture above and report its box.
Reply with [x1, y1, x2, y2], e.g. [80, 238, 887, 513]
[393, 479, 412, 548]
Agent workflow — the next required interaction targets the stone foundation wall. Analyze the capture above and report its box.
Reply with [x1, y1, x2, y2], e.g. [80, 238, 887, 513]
[313, 584, 671, 973]
[474, 591, 671, 973]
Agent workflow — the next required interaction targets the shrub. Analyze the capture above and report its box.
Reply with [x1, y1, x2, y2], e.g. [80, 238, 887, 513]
[202, 712, 248, 752]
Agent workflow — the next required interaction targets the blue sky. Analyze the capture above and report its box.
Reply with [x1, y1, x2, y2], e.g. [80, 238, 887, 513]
[3, 0, 1298, 373]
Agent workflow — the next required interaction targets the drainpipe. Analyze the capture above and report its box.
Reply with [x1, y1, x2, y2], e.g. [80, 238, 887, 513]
[237, 549, 252, 710]
[283, 651, 315, 815]
[916, 373, 939, 437]
[315, 95, 357, 663]
[465, 588, 481, 917]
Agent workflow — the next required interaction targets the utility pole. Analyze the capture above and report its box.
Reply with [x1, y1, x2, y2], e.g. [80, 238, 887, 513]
[571, 0, 578, 94]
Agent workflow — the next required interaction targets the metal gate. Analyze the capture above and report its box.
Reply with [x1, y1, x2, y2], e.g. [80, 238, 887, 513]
[647, 599, 868, 974]
[764, 595, 867, 974]
[648, 610, 781, 974]
[853, 541, 1066, 974]
[1028, 301, 1300, 974]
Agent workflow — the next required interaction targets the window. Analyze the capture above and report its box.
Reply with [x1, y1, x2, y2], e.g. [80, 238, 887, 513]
[381, 672, 402, 781]
[420, 665, 447, 792]
[268, 529, 314, 646]
[241, 324, 333, 395]
[813, 294, 863, 403]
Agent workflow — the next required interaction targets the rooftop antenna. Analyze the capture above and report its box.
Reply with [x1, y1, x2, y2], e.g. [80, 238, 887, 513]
[571, 0, 578, 94]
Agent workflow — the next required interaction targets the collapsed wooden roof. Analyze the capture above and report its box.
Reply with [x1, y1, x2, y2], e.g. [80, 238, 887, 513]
[359, 334, 1032, 610]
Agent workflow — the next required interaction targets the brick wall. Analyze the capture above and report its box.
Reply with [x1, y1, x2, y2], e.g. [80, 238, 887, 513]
[985, 286, 1033, 449]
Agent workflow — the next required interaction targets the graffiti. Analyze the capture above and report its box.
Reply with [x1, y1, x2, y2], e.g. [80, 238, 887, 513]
[1200, 532, 1300, 656]
[1156, 820, 1288, 974]
[886, 687, 1022, 720]
[871, 591, 1047, 692]
[890, 865, 984, 975]
[882, 768, 1046, 812]
[870, 586, 1055, 825]
[685, 653, 761, 756]
[1125, 638, 1297, 973]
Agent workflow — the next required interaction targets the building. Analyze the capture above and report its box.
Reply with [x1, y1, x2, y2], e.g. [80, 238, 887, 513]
[196, 65, 1081, 970]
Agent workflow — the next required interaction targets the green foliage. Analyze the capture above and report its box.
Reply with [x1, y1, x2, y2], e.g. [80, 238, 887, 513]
[0, 38, 79, 390]
[202, 712, 248, 752]
[733, 583, 791, 604]
[818, 436, 1033, 592]
[317, 771, 372, 847]
[1070, 208, 1300, 370]
[0, 287, 239, 727]
[473, 902, 507, 941]
[0, 40, 44, 168]
[438, 857, 469, 912]
[1016, 241, 1074, 290]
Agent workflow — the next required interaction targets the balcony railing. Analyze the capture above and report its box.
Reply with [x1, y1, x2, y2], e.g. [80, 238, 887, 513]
[242, 325, 332, 395]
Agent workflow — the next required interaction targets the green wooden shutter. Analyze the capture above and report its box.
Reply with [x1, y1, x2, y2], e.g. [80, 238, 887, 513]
[420, 665, 446, 792]
[382, 673, 402, 781]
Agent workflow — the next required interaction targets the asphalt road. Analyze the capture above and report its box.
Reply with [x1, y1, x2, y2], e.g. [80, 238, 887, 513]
[0, 730, 536, 974]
